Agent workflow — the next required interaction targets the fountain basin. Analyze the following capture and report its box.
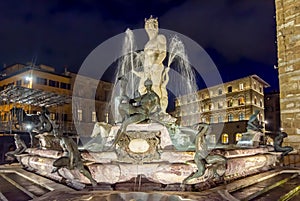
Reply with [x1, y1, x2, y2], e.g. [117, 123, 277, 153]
[19, 146, 279, 187]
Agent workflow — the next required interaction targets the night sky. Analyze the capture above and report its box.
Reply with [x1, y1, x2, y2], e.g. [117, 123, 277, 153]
[0, 0, 278, 92]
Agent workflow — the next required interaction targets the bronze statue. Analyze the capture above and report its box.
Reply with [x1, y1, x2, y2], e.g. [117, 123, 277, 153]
[5, 134, 27, 162]
[113, 78, 162, 146]
[52, 132, 97, 187]
[247, 110, 263, 132]
[274, 131, 293, 158]
[10, 107, 53, 147]
[183, 123, 227, 183]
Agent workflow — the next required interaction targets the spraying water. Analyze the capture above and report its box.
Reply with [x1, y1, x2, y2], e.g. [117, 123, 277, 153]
[168, 35, 198, 98]
[109, 30, 198, 123]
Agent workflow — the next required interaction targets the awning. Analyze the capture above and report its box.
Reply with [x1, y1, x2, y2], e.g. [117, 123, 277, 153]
[0, 85, 71, 107]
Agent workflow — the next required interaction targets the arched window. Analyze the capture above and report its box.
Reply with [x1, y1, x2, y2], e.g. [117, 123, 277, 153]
[227, 99, 233, 107]
[218, 116, 223, 123]
[228, 114, 233, 122]
[218, 88, 223, 95]
[218, 102, 223, 109]
[207, 134, 216, 144]
[222, 133, 229, 144]
[239, 83, 244, 90]
[239, 113, 245, 120]
[260, 99, 263, 107]
[235, 133, 242, 142]
[238, 97, 245, 105]
[77, 109, 83, 121]
[259, 113, 263, 121]
[50, 113, 56, 120]
[254, 96, 257, 105]
[210, 116, 214, 123]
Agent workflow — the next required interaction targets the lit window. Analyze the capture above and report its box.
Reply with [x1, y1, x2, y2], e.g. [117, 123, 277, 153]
[228, 114, 233, 122]
[235, 133, 242, 142]
[238, 97, 245, 105]
[227, 99, 233, 107]
[258, 113, 263, 121]
[50, 113, 56, 120]
[239, 113, 245, 120]
[260, 99, 263, 107]
[239, 83, 244, 90]
[222, 133, 229, 144]
[92, 111, 97, 122]
[78, 109, 83, 121]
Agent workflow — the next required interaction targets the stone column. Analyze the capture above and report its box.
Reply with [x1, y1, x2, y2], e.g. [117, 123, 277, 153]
[275, 0, 300, 149]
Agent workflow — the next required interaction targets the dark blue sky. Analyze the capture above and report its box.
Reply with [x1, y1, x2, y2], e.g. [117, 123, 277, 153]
[0, 0, 278, 92]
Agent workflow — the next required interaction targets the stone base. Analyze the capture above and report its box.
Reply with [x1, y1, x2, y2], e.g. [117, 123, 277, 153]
[18, 147, 279, 187]
[237, 130, 264, 148]
[284, 135, 300, 150]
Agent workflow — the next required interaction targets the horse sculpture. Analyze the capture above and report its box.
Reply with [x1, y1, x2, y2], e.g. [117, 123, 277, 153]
[10, 107, 53, 147]
[82, 122, 115, 151]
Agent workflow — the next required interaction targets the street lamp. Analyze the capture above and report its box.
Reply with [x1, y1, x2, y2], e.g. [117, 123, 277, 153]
[25, 76, 33, 88]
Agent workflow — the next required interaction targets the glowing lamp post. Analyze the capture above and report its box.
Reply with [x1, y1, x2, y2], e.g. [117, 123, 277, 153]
[25, 76, 33, 88]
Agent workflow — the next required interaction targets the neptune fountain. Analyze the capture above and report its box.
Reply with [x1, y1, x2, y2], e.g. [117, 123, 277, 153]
[15, 17, 282, 198]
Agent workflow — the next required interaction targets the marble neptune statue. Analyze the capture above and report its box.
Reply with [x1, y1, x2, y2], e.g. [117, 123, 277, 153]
[132, 16, 169, 112]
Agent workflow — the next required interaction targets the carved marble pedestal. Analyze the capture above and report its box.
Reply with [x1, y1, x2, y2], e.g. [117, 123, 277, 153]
[19, 146, 278, 187]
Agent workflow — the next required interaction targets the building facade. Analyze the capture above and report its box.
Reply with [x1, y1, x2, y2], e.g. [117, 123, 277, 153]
[175, 75, 269, 145]
[0, 63, 112, 136]
[275, 0, 300, 149]
[70, 73, 113, 136]
[264, 91, 281, 134]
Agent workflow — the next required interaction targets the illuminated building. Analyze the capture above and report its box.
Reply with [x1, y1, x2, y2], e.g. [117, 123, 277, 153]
[175, 74, 269, 145]
[275, 0, 300, 149]
[0, 63, 112, 136]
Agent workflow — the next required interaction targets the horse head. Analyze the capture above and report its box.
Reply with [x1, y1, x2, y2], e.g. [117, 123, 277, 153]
[91, 122, 112, 138]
